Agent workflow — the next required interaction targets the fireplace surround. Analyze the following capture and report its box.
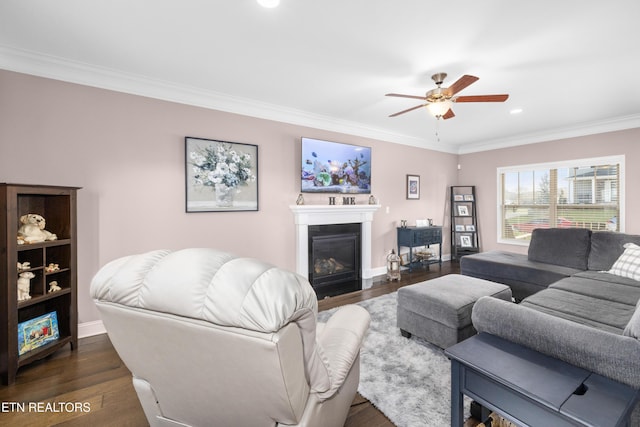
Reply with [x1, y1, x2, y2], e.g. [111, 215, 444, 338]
[290, 204, 381, 296]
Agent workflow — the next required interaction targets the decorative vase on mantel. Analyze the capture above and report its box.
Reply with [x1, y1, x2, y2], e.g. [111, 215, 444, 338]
[214, 183, 235, 208]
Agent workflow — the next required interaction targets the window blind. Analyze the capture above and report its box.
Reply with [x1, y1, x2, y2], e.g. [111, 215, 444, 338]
[498, 157, 622, 243]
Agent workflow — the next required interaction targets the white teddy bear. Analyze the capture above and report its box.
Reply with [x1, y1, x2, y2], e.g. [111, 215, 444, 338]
[17, 213, 57, 244]
[17, 271, 35, 301]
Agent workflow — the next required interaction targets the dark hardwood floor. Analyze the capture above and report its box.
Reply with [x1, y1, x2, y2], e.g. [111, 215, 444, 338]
[0, 262, 467, 427]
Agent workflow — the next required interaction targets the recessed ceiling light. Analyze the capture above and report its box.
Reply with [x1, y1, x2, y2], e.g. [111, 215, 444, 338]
[510, 108, 523, 115]
[257, 0, 280, 7]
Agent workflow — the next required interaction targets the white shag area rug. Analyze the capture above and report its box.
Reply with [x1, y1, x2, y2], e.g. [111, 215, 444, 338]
[318, 292, 470, 427]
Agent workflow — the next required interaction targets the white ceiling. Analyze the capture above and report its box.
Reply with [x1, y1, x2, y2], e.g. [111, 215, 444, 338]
[1, 0, 639, 154]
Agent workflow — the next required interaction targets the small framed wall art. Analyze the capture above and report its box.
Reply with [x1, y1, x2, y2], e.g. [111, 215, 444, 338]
[185, 137, 258, 212]
[406, 175, 420, 200]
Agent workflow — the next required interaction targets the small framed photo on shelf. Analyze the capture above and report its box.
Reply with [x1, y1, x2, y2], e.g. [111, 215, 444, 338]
[466, 224, 476, 232]
[453, 194, 464, 201]
[18, 311, 60, 356]
[406, 175, 420, 199]
[400, 252, 410, 266]
[463, 194, 474, 201]
[457, 205, 469, 216]
[455, 224, 465, 231]
[460, 235, 473, 248]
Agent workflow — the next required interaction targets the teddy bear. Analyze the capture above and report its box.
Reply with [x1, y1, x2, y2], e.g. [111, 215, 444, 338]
[17, 271, 35, 301]
[45, 263, 60, 273]
[17, 213, 57, 244]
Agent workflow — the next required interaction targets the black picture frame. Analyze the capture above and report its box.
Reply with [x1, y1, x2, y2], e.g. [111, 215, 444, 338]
[185, 137, 258, 212]
[406, 174, 420, 200]
[460, 235, 473, 247]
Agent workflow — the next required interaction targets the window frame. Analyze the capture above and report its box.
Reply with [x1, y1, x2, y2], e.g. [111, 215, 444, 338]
[497, 155, 625, 246]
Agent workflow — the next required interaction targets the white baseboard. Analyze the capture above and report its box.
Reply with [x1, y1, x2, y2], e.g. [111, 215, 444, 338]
[370, 266, 388, 277]
[78, 320, 106, 338]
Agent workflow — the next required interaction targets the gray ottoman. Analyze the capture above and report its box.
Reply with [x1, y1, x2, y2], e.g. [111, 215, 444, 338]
[397, 274, 512, 349]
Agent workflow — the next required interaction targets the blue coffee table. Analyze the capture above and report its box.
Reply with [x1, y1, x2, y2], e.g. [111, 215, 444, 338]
[445, 333, 639, 427]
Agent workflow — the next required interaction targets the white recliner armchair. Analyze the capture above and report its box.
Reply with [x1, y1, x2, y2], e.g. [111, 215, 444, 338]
[90, 248, 370, 427]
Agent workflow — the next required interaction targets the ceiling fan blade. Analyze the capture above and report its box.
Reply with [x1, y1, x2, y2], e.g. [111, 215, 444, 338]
[443, 109, 455, 120]
[444, 75, 479, 96]
[389, 104, 426, 117]
[454, 94, 509, 102]
[385, 93, 428, 100]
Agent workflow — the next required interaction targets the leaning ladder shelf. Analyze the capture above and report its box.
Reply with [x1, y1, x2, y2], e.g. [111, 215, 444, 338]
[450, 185, 479, 261]
[0, 183, 80, 385]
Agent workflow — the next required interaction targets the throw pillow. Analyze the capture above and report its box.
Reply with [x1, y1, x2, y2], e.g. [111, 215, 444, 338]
[528, 228, 591, 270]
[588, 231, 640, 271]
[608, 242, 640, 281]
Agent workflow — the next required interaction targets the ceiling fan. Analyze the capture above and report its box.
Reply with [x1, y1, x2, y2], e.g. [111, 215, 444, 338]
[386, 73, 509, 120]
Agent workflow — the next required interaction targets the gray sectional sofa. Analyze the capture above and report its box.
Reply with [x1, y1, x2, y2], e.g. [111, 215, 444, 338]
[460, 228, 640, 424]
[461, 228, 599, 301]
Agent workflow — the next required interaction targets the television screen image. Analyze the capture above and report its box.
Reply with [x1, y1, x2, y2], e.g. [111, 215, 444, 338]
[301, 137, 371, 193]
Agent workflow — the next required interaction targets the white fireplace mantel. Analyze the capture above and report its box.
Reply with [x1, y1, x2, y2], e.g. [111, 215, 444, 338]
[289, 204, 381, 285]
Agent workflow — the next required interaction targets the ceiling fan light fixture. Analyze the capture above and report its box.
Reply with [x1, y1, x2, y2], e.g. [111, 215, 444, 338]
[257, 0, 280, 7]
[386, 73, 508, 120]
[426, 100, 452, 118]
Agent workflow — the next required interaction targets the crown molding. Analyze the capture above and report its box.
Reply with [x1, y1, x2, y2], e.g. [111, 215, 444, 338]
[457, 114, 640, 154]
[0, 45, 460, 154]
[1, 45, 637, 156]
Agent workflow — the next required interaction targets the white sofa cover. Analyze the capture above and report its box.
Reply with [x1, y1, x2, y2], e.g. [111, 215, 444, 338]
[91, 248, 370, 427]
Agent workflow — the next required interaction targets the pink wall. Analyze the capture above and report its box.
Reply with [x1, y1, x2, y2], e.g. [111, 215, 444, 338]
[458, 129, 640, 254]
[0, 70, 459, 323]
[4, 69, 637, 325]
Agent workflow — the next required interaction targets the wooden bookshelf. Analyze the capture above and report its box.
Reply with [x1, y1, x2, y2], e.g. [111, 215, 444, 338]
[0, 184, 79, 384]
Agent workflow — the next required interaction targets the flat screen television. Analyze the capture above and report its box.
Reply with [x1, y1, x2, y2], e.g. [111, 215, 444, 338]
[301, 137, 371, 194]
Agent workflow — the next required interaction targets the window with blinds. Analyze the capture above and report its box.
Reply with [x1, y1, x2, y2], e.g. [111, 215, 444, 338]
[498, 155, 624, 244]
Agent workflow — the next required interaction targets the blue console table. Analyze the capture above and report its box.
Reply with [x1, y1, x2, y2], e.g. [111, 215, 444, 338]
[397, 226, 442, 271]
[445, 333, 639, 427]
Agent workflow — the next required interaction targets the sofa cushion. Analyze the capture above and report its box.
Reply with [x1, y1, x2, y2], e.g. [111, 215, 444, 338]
[608, 243, 640, 281]
[572, 270, 640, 289]
[527, 228, 591, 270]
[588, 231, 640, 271]
[461, 250, 582, 300]
[549, 274, 640, 305]
[521, 288, 635, 334]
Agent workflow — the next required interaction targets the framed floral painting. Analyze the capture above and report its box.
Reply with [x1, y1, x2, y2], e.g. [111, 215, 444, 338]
[185, 137, 258, 212]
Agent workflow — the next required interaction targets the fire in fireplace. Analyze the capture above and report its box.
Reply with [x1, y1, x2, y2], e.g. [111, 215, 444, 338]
[308, 223, 361, 298]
